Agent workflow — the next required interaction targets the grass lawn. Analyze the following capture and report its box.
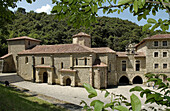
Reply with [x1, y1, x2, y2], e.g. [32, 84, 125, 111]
[0, 84, 67, 111]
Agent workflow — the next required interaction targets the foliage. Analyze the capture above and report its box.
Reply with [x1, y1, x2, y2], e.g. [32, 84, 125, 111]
[1, 9, 169, 57]
[51, 0, 170, 31]
[130, 73, 170, 110]
[81, 83, 142, 111]
[82, 73, 170, 111]
[0, 84, 65, 111]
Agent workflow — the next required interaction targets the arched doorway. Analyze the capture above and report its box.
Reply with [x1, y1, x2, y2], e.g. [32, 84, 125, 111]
[133, 76, 143, 84]
[66, 78, 71, 86]
[43, 72, 48, 83]
[119, 76, 129, 85]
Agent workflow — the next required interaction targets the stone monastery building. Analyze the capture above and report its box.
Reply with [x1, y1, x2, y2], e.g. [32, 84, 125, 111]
[0, 32, 170, 89]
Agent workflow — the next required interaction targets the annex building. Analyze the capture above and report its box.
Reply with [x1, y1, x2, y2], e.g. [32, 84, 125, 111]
[0, 32, 170, 89]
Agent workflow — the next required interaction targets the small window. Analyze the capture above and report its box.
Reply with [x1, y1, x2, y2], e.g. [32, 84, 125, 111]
[84, 58, 87, 65]
[25, 57, 28, 64]
[122, 61, 126, 71]
[76, 58, 78, 65]
[41, 57, 44, 64]
[154, 64, 159, 69]
[154, 41, 158, 46]
[162, 41, 167, 46]
[136, 60, 140, 71]
[61, 62, 63, 69]
[154, 52, 158, 57]
[163, 63, 167, 69]
[163, 52, 167, 57]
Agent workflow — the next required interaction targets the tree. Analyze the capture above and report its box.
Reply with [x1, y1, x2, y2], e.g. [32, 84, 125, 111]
[51, 0, 170, 32]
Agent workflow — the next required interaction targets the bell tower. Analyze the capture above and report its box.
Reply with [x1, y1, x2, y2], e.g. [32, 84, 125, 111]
[72, 32, 91, 47]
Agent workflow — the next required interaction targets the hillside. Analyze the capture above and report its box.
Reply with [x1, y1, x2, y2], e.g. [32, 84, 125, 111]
[0, 8, 169, 57]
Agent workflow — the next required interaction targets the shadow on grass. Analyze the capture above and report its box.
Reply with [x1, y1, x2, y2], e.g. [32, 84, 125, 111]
[0, 74, 24, 83]
[53, 103, 83, 110]
[0, 84, 67, 111]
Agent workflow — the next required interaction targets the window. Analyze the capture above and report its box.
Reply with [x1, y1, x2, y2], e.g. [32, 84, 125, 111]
[122, 61, 126, 71]
[76, 58, 78, 65]
[84, 58, 87, 65]
[154, 52, 158, 57]
[163, 52, 167, 57]
[61, 62, 63, 69]
[41, 57, 44, 64]
[154, 41, 158, 46]
[162, 41, 167, 46]
[163, 63, 167, 69]
[154, 63, 159, 69]
[25, 57, 28, 64]
[136, 60, 140, 71]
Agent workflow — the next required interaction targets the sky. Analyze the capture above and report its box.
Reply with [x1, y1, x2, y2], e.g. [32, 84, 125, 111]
[13, 0, 169, 32]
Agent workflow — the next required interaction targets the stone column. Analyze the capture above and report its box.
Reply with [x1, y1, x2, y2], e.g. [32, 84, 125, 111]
[51, 55, 54, 67]
[89, 54, 93, 86]
[71, 74, 76, 87]
[35, 69, 40, 82]
[70, 55, 73, 69]
[48, 68, 54, 85]
[105, 68, 108, 88]
[89, 68, 93, 86]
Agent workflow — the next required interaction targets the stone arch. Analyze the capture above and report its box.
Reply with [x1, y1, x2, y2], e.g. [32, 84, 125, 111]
[132, 76, 143, 84]
[119, 75, 129, 85]
[43, 72, 48, 83]
[63, 76, 72, 86]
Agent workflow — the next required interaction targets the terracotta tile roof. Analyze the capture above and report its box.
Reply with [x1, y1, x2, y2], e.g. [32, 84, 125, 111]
[72, 32, 91, 38]
[0, 53, 12, 59]
[18, 44, 94, 55]
[92, 47, 115, 53]
[116, 52, 145, 57]
[35, 65, 53, 68]
[93, 59, 108, 67]
[145, 34, 170, 40]
[59, 69, 77, 72]
[7, 36, 41, 42]
[136, 34, 170, 48]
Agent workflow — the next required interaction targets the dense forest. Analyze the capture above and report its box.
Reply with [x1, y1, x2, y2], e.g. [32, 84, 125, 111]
[0, 8, 169, 57]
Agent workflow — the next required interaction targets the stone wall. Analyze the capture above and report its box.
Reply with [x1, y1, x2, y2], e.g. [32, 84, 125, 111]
[18, 55, 33, 80]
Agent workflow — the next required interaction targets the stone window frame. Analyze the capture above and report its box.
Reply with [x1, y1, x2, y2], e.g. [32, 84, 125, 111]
[153, 51, 159, 57]
[61, 62, 63, 69]
[162, 41, 168, 47]
[153, 41, 159, 47]
[154, 63, 159, 69]
[84, 58, 87, 65]
[163, 51, 168, 57]
[121, 60, 126, 71]
[76, 58, 78, 65]
[163, 63, 168, 69]
[135, 60, 140, 71]
[25, 56, 28, 64]
[41, 57, 44, 64]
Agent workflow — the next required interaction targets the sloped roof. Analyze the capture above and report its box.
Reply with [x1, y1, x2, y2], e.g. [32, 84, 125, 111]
[136, 34, 170, 48]
[116, 52, 145, 57]
[72, 32, 91, 38]
[18, 44, 94, 54]
[92, 47, 115, 53]
[0, 53, 12, 59]
[7, 36, 41, 42]
[145, 34, 170, 40]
